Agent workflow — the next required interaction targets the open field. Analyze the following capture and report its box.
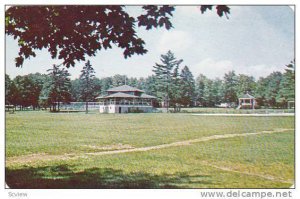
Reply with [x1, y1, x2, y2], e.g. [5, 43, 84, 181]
[5, 111, 294, 188]
[179, 107, 294, 114]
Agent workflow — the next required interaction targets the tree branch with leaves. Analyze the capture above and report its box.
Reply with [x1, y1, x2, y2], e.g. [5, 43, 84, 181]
[6, 5, 230, 68]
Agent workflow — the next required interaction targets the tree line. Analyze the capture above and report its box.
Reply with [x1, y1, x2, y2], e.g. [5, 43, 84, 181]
[5, 51, 294, 111]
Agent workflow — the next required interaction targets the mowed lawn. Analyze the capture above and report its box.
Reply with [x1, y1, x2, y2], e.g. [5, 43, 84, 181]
[5, 111, 294, 188]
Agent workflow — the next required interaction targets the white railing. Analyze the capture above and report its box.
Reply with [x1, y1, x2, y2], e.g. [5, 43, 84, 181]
[99, 101, 152, 106]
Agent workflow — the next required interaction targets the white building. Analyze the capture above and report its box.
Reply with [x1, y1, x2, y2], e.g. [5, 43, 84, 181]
[96, 85, 157, 113]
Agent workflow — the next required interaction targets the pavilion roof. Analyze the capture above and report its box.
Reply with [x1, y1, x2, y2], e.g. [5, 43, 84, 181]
[239, 93, 255, 99]
[96, 92, 157, 99]
[140, 93, 157, 99]
[107, 85, 144, 93]
[96, 92, 138, 99]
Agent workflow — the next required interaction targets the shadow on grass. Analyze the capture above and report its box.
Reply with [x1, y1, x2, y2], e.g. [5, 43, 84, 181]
[6, 165, 212, 189]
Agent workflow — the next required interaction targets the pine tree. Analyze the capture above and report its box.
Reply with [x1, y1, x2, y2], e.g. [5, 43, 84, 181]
[254, 77, 268, 107]
[236, 74, 256, 97]
[179, 66, 195, 107]
[255, 72, 282, 108]
[223, 70, 238, 104]
[202, 78, 214, 107]
[169, 63, 182, 111]
[211, 78, 224, 106]
[99, 77, 113, 95]
[152, 50, 183, 111]
[112, 74, 127, 87]
[277, 60, 295, 107]
[142, 75, 157, 96]
[195, 74, 208, 106]
[79, 60, 99, 113]
[266, 72, 282, 108]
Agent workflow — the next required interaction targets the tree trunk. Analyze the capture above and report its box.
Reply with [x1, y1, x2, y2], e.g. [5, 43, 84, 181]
[85, 101, 88, 114]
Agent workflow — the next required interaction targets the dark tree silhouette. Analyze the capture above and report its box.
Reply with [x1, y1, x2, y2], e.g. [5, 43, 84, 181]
[5, 5, 229, 68]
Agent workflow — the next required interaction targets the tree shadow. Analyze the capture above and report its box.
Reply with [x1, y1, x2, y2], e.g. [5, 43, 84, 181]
[6, 164, 212, 189]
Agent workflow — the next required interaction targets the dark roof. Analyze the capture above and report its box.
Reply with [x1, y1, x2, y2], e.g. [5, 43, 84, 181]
[107, 85, 144, 93]
[140, 93, 157, 99]
[96, 92, 157, 99]
[239, 93, 255, 99]
[97, 92, 138, 99]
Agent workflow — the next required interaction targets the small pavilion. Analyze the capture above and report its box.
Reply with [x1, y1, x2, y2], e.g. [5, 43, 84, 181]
[237, 92, 256, 109]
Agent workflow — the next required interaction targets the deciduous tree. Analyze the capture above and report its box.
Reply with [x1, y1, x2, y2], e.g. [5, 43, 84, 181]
[6, 5, 229, 68]
[46, 64, 72, 111]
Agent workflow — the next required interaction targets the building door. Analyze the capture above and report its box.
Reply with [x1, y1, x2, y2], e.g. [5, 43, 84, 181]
[119, 107, 121, 113]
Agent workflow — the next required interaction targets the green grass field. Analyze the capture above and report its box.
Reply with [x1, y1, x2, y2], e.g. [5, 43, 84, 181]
[5, 111, 295, 188]
[179, 107, 294, 114]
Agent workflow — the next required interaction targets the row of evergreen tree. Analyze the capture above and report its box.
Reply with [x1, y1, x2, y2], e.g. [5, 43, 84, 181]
[5, 51, 295, 111]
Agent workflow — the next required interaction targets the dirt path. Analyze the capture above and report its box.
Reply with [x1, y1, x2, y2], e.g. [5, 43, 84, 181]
[6, 128, 293, 166]
[85, 128, 293, 155]
[200, 161, 294, 184]
[192, 113, 294, 117]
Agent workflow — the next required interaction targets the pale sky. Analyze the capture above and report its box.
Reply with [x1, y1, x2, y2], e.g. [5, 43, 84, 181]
[5, 5, 294, 80]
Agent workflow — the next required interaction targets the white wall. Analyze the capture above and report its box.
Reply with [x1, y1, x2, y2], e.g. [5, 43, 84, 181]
[99, 105, 153, 113]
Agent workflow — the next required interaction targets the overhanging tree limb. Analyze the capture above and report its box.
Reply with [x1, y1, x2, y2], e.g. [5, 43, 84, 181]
[6, 5, 230, 68]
